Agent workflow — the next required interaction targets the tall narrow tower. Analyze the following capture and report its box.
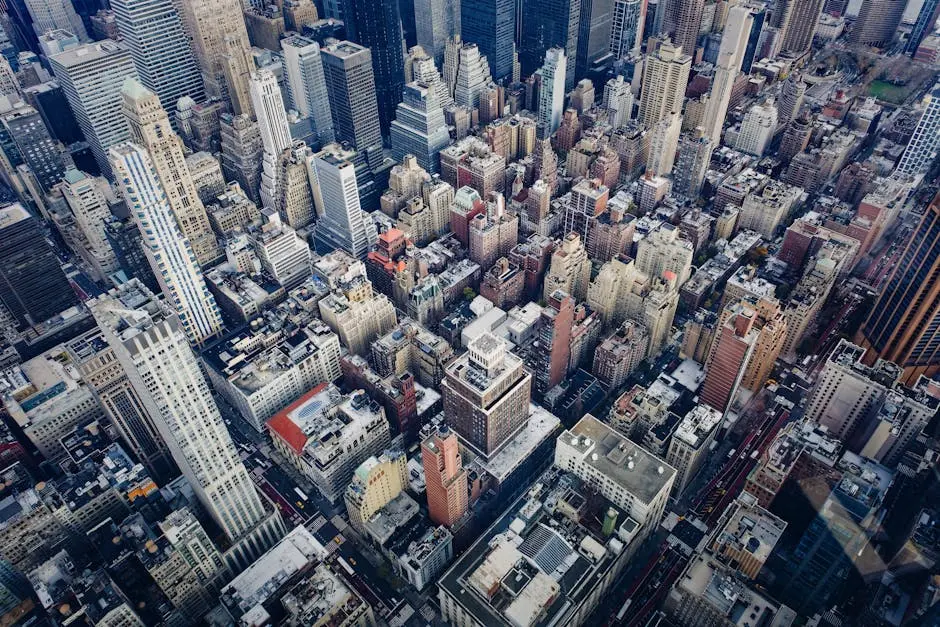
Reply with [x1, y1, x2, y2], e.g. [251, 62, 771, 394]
[249, 70, 293, 212]
[421, 424, 468, 527]
[779, 0, 825, 56]
[538, 47, 566, 138]
[311, 151, 378, 258]
[459, 0, 515, 82]
[415, 0, 460, 66]
[281, 35, 334, 144]
[121, 79, 221, 268]
[672, 0, 704, 60]
[109, 143, 223, 347]
[895, 82, 940, 177]
[701, 4, 753, 145]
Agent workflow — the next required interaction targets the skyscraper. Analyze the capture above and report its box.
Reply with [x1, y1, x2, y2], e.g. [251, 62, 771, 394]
[460, 0, 515, 82]
[91, 281, 285, 568]
[576, 0, 614, 78]
[519, 0, 579, 88]
[905, 0, 940, 57]
[895, 82, 940, 177]
[673, 131, 713, 200]
[122, 79, 222, 268]
[50, 40, 138, 177]
[735, 99, 777, 156]
[343, 0, 406, 136]
[415, 0, 460, 66]
[701, 3, 752, 145]
[441, 332, 532, 458]
[421, 424, 468, 527]
[58, 169, 119, 282]
[701, 305, 757, 412]
[535, 290, 574, 395]
[281, 35, 335, 144]
[610, 0, 644, 59]
[109, 143, 223, 347]
[672, 0, 703, 59]
[851, 0, 906, 48]
[0, 203, 78, 329]
[452, 42, 493, 110]
[111, 0, 204, 115]
[637, 39, 690, 128]
[179, 0, 254, 116]
[24, 0, 87, 40]
[311, 151, 378, 258]
[777, 72, 806, 126]
[0, 101, 69, 192]
[390, 82, 451, 173]
[249, 70, 293, 212]
[537, 47, 566, 138]
[778, 0, 825, 56]
[858, 193, 940, 384]
[321, 40, 384, 167]
[604, 75, 634, 128]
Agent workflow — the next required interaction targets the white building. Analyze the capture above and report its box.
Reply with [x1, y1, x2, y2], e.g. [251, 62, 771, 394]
[666, 403, 722, 495]
[646, 112, 682, 177]
[896, 81, 940, 177]
[701, 4, 753, 145]
[603, 75, 634, 129]
[453, 42, 492, 111]
[281, 36, 335, 144]
[58, 169, 119, 282]
[635, 223, 694, 285]
[250, 70, 293, 212]
[250, 210, 312, 289]
[25, 0, 87, 40]
[311, 150, 378, 259]
[538, 47, 566, 138]
[735, 100, 778, 156]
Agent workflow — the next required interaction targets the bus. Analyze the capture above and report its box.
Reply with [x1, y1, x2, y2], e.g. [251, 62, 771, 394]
[294, 487, 309, 502]
[615, 598, 633, 621]
[727, 448, 736, 460]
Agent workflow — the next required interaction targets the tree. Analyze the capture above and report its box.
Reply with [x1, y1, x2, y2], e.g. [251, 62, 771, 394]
[463, 287, 476, 302]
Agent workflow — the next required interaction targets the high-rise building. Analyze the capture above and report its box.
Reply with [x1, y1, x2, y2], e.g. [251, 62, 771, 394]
[858, 194, 940, 384]
[701, 4, 752, 145]
[391, 82, 451, 174]
[635, 223, 693, 285]
[851, 0, 906, 48]
[109, 143, 224, 347]
[778, 0, 825, 56]
[122, 79, 221, 270]
[311, 150, 378, 258]
[459, 0, 515, 82]
[735, 99, 777, 156]
[220, 113, 263, 203]
[281, 35, 334, 144]
[343, 0, 405, 136]
[415, 0, 460, 66]
[58, 169, 119, 282]
[111, 0, 204, 115]
[24, 0, 87, 40]
[604, 75, 634, 128]
[905, 0, 940, 57]
[777, 73, 805, 126]
[543, 232, 592, 301]
[0, 100, 69, 193]
[895, 82, 940, 177]
[249, 70, 293, 212]
[92, 281, 285, 567]
[535, 290, 575, 395]
[49, 41, 138, 177]
[672, 0, 703, 59]
[421, 424, 468, 527]
[321, 40, 384, 167]
[610, 0, 643, 59]
[645, 112, 681, 176]
[178, 0, 254, 115]
[637, 39, 690, 128]
[537, 47, 566, 138]
[519, 0, 579, 88]
[701, 305, 757, 412]
[673, 131, 712, 199]
[576, 0, 614, 78]
[442, 332, 532, 458]
[0, 203, 77, 329]
[452, 42, 492, 111]
[344, 450, 408, 531]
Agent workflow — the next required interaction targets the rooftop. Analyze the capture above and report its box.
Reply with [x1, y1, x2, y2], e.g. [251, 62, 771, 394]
[711, 492, 787, 566]
[673, 404, 723, 448]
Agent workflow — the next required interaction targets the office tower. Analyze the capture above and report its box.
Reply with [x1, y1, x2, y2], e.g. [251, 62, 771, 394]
[122, 79, 222, 268]
[415, 0, 459, 66]
[701, 4, 752, 146]
[777, 73, 805, 126]
[776, 0, 824, 56]
[535, 290, 574, 395]
[220, 114, 262, 204]
[576, 0, 614, 78]
[895, 82, 940, 177]
[0, 101, 68, 192]
[421, 424, 468, 527]
[610, 0, 643, 59]
[851, 0, 906, 48]
[637, 39, 690, 128]
[321, 40, 383, 165]
[109, 144, 223, 347]
[460, 0, 514, 82]
[645, 112, 681, 177]
[537, 47, 566, 138]
[411, 46, 453, 107]
[0, 203, 77, 329]
[442, 332, 532, 457]
[343, 0, 405, 136]
[311, 151, 378, 258]
[91, 281, 285, 566]
[111, 0, 204, 115]
[452, 42, 492, 110]
[519, 0, 579, 88]
[390, 83, 451, 174]
[603, 75, 633, 129]
[906, 0, 940, 56]
[672, 0, 703, 59]
[179, 0, 253, 116]
[735, 99, 777, 156]
[50, 41, 137, 177]
[565, 178, 608, 241]
[58, 170, 119, 282]
[701, 306, 757, 412]
[673, 132, 712, 200]
[281, 35, 334, 144]
[24, 0, 87, 40]
[248, 70, 292, 212]
[857, 194, 940, 384]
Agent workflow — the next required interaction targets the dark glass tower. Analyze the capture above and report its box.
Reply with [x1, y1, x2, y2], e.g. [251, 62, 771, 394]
[343, 0, 406, 138]
[0, 204, 78, 329]
[460, 0, 516, 82]
[519, 0, 579, 88]
[905, 0, 940, 57]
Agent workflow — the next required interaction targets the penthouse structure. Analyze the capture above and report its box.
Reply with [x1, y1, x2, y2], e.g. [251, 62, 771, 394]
[267, 384, 391, 502]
